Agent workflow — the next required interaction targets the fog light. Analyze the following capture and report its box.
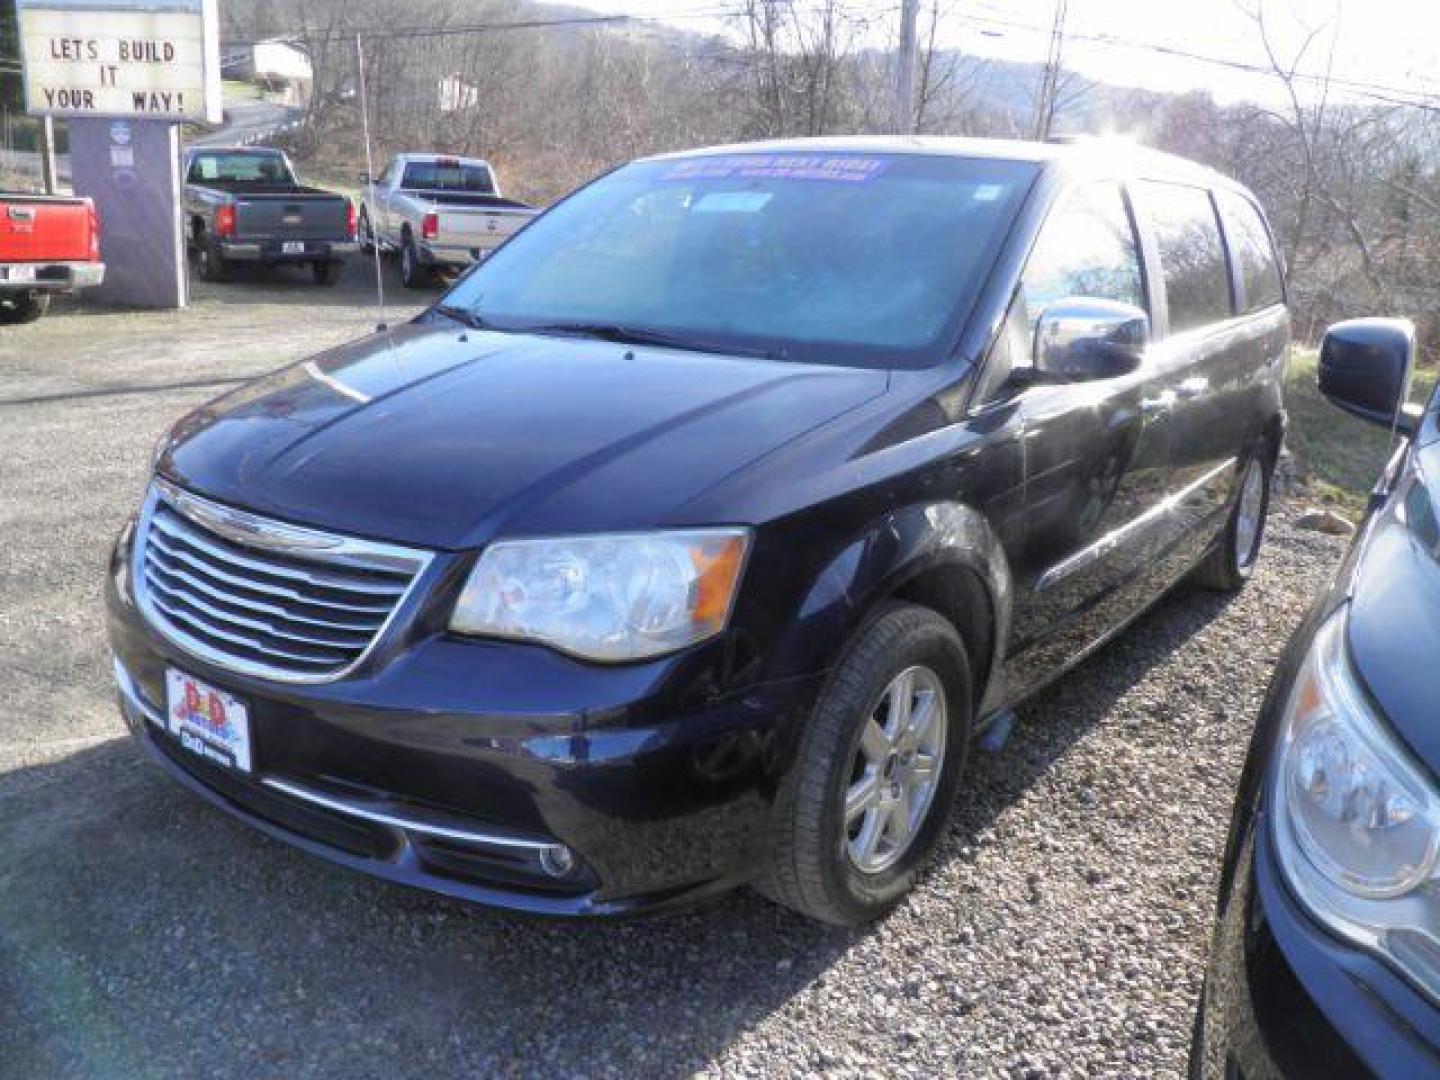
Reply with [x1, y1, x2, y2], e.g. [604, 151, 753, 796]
[539, 844, 575, 878]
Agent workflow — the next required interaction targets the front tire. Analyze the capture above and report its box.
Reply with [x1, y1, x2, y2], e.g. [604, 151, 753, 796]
[1192, 448, 1273, 591]
[0, 290, 50, 324]
[759, 603, 973, 926]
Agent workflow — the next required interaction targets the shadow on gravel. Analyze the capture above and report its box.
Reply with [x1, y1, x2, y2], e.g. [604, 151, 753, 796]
[940, 580, 1238, 867]
[0, 584, 1236, 1077]
[0, 739, 849, 1077]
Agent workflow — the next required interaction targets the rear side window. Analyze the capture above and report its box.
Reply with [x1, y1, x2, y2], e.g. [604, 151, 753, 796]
[1137, 180, 1233, 333]
[1216, 190, 1284, 312]
[400, 162, 495, 194]
[1020, 181, 1145, 323]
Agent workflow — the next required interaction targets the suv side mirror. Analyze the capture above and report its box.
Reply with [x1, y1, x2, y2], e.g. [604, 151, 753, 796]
[1319, 317, 1415, 433]
[1033, 298, 1148, 382]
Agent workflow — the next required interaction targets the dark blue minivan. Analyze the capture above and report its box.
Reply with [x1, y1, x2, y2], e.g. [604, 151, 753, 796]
[1195, 320, 1440, 1077]
[108, 137, 1290, 923]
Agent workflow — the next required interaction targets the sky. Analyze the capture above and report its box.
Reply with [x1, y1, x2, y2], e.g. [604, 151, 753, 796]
[540, 0, 1440, 108]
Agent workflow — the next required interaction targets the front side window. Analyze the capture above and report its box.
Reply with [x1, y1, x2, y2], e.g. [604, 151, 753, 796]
[1020, 181, 1145, 325]
[439, 153, 1038, 368]
[1137, 180, 1233, 333]
[1216, 189, 1284, 312]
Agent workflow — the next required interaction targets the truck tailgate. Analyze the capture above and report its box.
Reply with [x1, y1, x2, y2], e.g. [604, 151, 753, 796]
[0, 195, 93, 262]
[235, 195, 351, 241]
[439, 207, 533, 249]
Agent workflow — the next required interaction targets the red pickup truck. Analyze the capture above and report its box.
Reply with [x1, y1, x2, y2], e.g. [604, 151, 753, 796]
[0, 192, 105, 324]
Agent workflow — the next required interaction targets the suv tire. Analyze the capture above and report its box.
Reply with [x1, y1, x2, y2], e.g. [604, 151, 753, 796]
[1192, 447, 1274, 592]
[759, 602, 973, 925]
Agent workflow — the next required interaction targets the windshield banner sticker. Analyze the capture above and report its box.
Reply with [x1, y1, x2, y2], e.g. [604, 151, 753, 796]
[662, 156, 890, 184]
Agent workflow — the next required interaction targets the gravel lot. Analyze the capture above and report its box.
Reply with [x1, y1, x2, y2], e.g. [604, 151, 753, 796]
[0, 267, 1350, 1078]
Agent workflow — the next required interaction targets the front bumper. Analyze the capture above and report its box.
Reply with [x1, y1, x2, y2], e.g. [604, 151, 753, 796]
[0, 259, 104, 291]
[1196, 817, 1440, 1078]
[221, 240, 358, 263]
[106, 536, 818, 916]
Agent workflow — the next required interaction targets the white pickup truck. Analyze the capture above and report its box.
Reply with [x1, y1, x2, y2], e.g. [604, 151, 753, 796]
[358, 154, 536, 288]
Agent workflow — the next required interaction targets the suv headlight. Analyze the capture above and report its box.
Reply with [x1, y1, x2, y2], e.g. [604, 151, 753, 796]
[1272, 605, 1440, 994]
[449, 529, 750, 662]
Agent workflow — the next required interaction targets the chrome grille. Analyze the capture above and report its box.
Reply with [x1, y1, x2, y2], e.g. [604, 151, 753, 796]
[135, 479, 432, 682]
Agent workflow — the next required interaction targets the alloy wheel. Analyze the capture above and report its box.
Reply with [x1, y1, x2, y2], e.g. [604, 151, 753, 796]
[1234, 458, 1265, 569]
[843, 665, 948, 874]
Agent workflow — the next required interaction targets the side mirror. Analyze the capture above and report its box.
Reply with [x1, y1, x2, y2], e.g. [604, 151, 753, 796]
[1033, 298, 1148, 382]
[1319, 317, 1415, 433]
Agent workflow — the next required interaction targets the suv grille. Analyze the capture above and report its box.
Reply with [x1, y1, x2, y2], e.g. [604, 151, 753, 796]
[135, 480, 432, 682]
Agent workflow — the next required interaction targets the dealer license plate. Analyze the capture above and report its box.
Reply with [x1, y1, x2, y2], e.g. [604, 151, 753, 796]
[1, 265, 36, 283]
[281, 241, 306, 255]
[165, 668, 253, 774]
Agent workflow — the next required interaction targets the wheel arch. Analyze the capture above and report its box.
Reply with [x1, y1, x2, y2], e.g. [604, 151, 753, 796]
[769, 501, 1013, 719]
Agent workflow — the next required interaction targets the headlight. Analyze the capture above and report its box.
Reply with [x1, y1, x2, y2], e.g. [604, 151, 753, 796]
[449, 529, 750, 662]
[1272, 605, 1440, 995]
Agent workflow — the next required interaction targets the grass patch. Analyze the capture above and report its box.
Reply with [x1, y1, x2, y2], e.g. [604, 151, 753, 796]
[222, 80, 263, 102]
[1283, 349, 1436, 515]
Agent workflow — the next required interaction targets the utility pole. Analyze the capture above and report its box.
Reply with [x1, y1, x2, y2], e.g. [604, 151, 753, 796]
[895, 0, 920, 135]
[1032, 0, 1067, 141]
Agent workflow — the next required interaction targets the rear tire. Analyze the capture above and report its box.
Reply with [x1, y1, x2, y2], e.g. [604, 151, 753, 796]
[758, 603, 973, 926]
[197, 236, 230, 283]
[358, 207, 377, 255]
[1192, 448, 1273, 592]
[0, 290, 50, 324]
[399, 236, 431, 290]
[311, 260, 342, 286]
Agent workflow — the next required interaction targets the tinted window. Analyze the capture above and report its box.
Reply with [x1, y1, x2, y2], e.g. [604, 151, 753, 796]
[187, 152, 293, 185]
[1138, 181, 1233, 333]
[401, 162, 495, 193]
[442, 154, 1038, 368]
[1216, 189, 1284, 311]
[1020, 181, 1144, 324]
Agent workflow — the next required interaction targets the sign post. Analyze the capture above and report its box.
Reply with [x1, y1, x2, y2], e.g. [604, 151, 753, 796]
[16, 0, 222, 308]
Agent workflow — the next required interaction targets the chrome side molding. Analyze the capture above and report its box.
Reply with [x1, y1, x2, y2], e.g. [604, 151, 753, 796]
[1037, 457, 1237, 592]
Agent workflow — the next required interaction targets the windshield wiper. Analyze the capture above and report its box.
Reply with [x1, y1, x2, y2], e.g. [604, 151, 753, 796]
[431, 304, 491, 330]
[523, 322, 783, 360]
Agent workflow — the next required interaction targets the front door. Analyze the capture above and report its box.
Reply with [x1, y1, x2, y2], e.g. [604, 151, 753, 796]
[997, 180, 1178, 698]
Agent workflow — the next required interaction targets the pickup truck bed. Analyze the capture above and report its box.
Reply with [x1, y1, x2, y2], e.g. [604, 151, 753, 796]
[359, 154, 538, 289]
[0, 192, 105, 323]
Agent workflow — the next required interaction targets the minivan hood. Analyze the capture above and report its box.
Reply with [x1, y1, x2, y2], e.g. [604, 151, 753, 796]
[161, 324, 888, 549]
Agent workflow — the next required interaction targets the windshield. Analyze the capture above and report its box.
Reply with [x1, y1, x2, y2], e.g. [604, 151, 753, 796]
[439, 152, 1037, 367]
[187, 152, 295, 186]
[401, 162, 495, 193]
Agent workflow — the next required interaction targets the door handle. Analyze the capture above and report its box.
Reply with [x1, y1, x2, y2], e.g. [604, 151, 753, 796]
[1140, 390, 1177, 415]
[1176, 377, 1210, 399]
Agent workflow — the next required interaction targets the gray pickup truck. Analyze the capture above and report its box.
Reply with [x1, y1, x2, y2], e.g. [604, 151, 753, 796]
[182, 147, 358, 285]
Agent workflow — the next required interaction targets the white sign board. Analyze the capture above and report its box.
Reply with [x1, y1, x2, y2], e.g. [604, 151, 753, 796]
[17, 0, 222, 122]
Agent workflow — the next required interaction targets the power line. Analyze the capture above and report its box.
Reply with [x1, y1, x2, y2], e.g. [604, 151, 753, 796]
[948, 10, 1440, 114]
